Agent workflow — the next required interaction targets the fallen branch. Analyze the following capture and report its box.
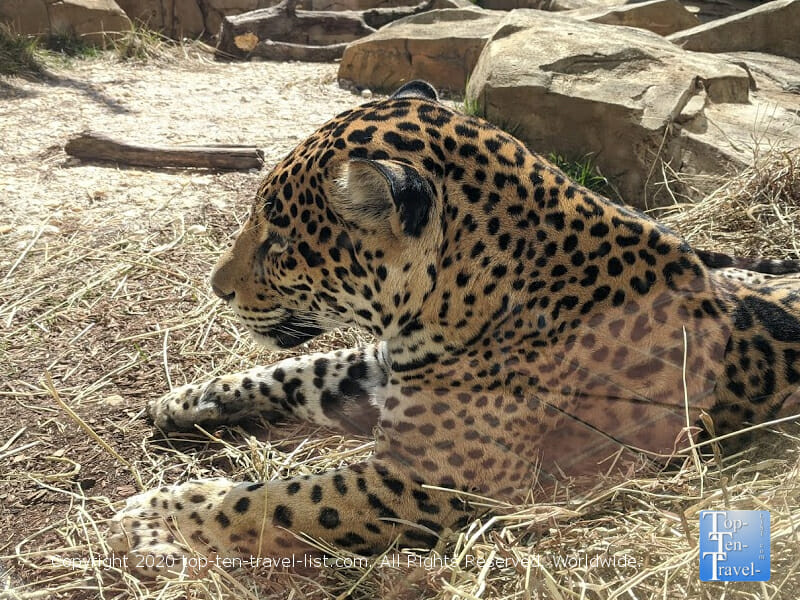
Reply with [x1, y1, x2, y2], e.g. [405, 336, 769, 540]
[64, 131, 265, 171]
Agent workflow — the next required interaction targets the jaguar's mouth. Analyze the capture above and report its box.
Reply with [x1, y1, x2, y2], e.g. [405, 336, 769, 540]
[262, 313, 324, 349]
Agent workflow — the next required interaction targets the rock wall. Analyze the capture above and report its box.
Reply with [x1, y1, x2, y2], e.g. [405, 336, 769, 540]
[115, 0, 281, 37]
[0, 0, 131, 44]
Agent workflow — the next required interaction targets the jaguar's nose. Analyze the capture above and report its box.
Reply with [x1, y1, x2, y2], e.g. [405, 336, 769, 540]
[210, 247, 238, 302]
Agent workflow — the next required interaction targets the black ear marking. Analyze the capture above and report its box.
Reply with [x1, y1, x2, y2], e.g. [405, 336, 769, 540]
[391, 80, 439, 102]
[371, 160, 433, 237]
[347, 159, 434, 238]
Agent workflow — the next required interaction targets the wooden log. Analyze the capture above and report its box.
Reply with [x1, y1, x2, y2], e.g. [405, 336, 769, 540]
[64, 132, 265, 171]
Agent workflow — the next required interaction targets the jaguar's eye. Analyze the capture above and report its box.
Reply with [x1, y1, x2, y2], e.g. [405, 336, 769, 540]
[259, 232, 288, 258]
[262, 194, 281, 220]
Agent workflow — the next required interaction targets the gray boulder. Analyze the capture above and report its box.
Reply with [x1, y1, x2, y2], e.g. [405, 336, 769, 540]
[338, 8, 504, 94]
[116, 0, 202, 37]
[723, 51, 800, 94]
[479, 0, 547, 10]
[204, 0, 283, 34]
[668, 0, 800, 59]
[466, 10, 799, 206]
[567, 0, 700, 36]
[546, 0, 636, 11]
[0, 0, 131, 44]
[338, 0, 701, 96]
[309, 0, 420, 10]
[680, 0, 760, 23]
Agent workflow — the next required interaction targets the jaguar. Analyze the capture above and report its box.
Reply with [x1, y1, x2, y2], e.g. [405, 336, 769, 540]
[108, 80, 800, 576]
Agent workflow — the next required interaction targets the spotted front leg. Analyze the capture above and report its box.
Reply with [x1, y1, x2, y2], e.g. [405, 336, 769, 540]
[148, 344, 388, 435]
[108, 458, 470, 577]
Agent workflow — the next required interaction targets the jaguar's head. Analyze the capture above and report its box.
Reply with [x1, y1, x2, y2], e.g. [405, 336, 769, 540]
[210, 81, 448, 350]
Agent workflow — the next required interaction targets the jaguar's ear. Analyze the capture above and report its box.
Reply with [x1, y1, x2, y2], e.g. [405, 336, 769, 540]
[338, 159, 434, 238]
[391, 80, 439, 101]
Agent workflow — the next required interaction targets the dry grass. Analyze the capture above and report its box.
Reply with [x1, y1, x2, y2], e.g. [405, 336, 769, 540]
[1, 57, 799, 598]
[656, 149, 800, 259]
[3, 386, 799, 599]
[109, 26, 219, 64]
[0, 24, 45, 77]
[0, 22, 212, 80]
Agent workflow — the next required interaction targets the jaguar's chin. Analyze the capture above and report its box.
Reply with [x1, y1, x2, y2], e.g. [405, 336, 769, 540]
[255, 314, 324, 349]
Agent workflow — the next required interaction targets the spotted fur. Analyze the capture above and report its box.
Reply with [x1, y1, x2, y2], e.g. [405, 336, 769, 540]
[109, 81, 800, 576]
[697, 249, 800, 276]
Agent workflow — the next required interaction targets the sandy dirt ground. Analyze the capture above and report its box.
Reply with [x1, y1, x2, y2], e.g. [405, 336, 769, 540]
[0, 54, 373, 591]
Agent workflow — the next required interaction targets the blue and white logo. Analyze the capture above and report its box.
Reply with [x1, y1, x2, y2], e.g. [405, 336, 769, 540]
[699, 510, 770, 581]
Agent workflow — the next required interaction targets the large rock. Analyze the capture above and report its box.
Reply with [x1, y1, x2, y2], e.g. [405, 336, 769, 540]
[546, 0, 632, 11]
[479, 0, 546, 9]
[338, 8, 504, 94]
[310, 0, 468, 8]
[115, 0, 280, 38]
[203, 0, 282, 33]
[567, 0, 700, 35]
[723, 51, 800, 94]
[338, 0, 699, 96]
[0, 0, 50, 36]
[680, 0, 760, 23]
[545, 0, 757, 20]
[218, 0, 376, 59]
[465, 10, 798, 206]
[668, 0, 800, 59]
[217, 0, 460, 60]
[0, 0, 131, 44]
[309, 0, 419, 11]
[478, 0, 643, 10]
[552, 0, 759, 22]
[677, 52, 800, 179]
[116, 0, 199, 37]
